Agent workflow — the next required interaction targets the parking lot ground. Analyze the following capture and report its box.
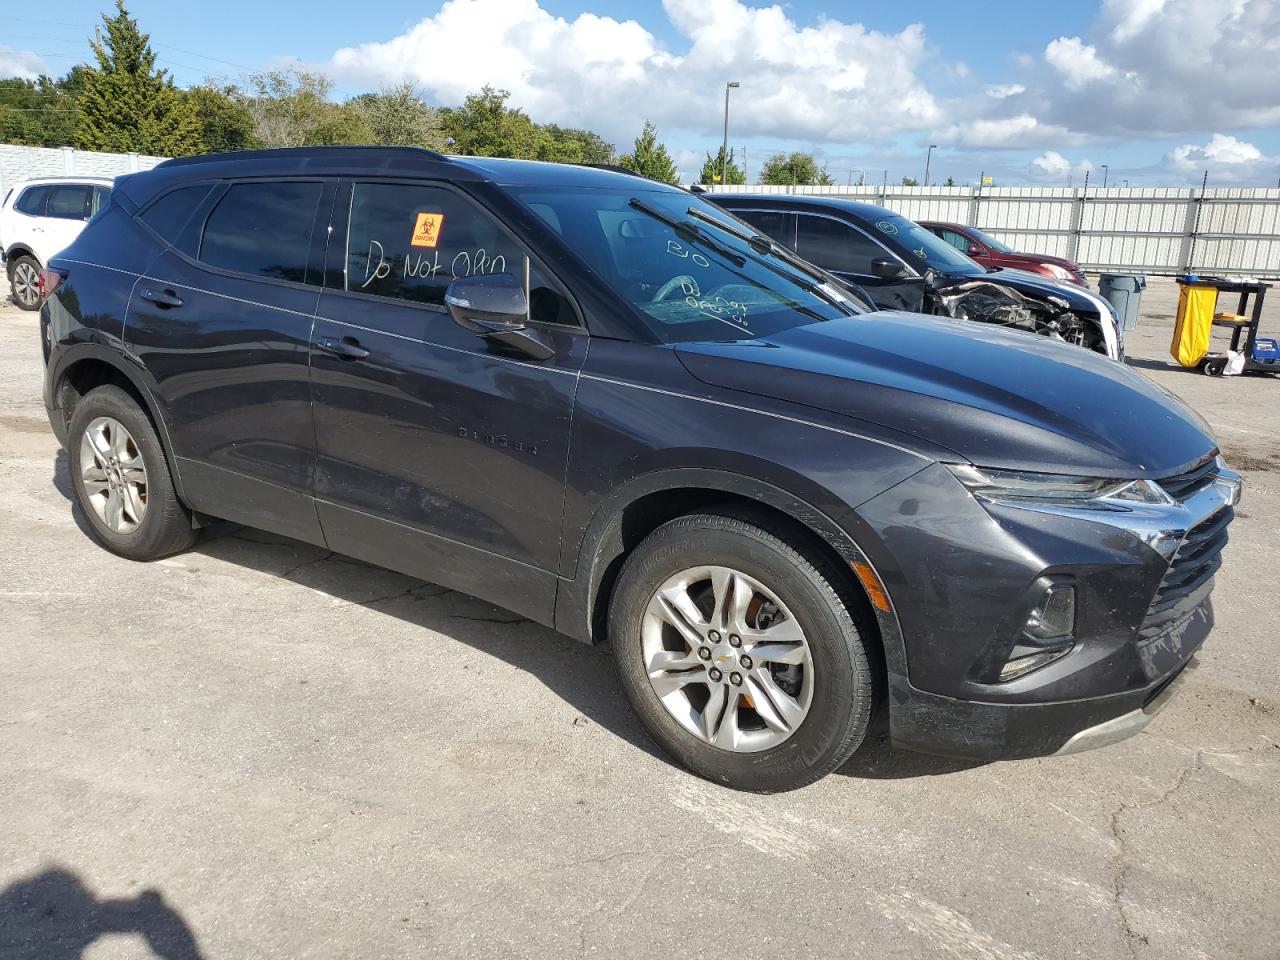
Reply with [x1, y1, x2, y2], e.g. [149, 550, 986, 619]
[1, 279, 1278, 960]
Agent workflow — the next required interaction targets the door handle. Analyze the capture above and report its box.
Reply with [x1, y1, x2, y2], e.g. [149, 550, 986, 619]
[140, 287, 183, 308]
[316, 335, 370, 360]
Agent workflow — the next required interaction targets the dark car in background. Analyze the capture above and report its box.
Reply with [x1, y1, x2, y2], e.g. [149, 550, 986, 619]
[920, 220, 1088, 286]
[712, 195, 1120, 359]
[39, 147, 1237, 791]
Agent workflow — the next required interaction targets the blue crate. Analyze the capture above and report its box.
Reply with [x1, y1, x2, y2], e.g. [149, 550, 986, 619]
[1252, 338, 1279, 363]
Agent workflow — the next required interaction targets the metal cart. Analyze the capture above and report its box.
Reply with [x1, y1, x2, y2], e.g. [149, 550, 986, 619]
[1182, 278, 1276, 376]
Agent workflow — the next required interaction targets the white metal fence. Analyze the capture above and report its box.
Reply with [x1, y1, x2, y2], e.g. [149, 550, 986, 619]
[704, 184, 1280, 278]
[0, 144, 166, 199]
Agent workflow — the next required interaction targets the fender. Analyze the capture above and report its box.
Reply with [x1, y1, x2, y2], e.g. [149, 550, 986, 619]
[553, 466, 908, 677]
[4, 243, 37, 267]
[46, 341, 189, 504]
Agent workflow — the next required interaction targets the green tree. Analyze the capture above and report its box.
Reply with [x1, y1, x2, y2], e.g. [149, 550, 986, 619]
[305, 103, 374, 145]
[944, 176, 956, 187]
[618, 120, 678, 184]
[184, 83, 257, 153]
[0, 76, 80, 146]
[244, 69, 337, 147]
[901, 175, 919, 186]
[698, 146, 745, 185]
[536, 124, 614, 165]
[352, 83, 445, 149]
[758, 152, 832, 186]
[441, 86, 541, 158]
[74, 1, 200, 155]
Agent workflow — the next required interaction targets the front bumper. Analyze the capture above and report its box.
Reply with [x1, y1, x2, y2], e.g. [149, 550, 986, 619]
[856, 460, 1239, 760]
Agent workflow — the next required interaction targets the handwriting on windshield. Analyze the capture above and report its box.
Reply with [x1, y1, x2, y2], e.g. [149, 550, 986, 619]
[359, 240, 508, 289]
[681, 279, 750, 330]
[666, 239, 711, 268]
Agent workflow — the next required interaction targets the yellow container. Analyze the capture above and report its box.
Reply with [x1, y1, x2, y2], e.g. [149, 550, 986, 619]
[1171, 283, 1218, 367]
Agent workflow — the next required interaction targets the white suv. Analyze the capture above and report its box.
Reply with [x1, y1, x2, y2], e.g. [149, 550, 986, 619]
[1, 176, 113, 310]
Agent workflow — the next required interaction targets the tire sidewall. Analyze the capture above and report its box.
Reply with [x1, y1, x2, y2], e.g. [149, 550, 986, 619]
[67, 386, 181, 559]
[9, 256, 41, 310]
[611, 518, 869, 792]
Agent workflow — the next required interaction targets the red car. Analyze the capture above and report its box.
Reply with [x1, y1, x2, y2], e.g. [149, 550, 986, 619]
[919, 221, 1089, 287]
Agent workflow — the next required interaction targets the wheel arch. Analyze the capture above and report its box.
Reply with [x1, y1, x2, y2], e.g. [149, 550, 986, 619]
[554, 468, 907, 677]
[49, 347, 188, 504]
[5, 244, 38, 272]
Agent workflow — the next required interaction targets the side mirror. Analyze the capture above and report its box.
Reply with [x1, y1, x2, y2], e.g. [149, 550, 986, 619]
[444, 273, 554, 361]
[966, 244, 984, 257]
[870, 257, 905, 280]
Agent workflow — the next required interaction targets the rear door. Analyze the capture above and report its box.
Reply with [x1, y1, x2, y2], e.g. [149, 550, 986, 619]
[126, 177, 332, 544]
[309, 178, 585, 622]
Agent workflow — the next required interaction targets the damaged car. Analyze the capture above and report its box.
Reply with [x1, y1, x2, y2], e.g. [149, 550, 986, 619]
[709, 195, 1121, 359]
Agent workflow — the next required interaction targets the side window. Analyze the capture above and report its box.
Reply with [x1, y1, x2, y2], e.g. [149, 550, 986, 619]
[15, 186, 48, 216]
[141, 185, 213, 249]
[940, 229, 970, 252]
[90, 186, 112, 218]
[200, 181, 322, 283]
[528, 261, 576, 326]
[346, 182, 524, 308]
[45, 185, 92, 220]
[734, 209, 792, 248]
[795, 215, 887, 275]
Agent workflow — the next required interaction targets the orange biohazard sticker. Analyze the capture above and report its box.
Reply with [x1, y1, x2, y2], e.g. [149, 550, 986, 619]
[410, 212, 444, 248]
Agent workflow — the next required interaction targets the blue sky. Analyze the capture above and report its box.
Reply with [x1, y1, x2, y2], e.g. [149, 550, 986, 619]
[4, 0, 1279, 186]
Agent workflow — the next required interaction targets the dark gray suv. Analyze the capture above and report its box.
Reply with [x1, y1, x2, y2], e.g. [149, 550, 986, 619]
[39, 147, 1239, 790]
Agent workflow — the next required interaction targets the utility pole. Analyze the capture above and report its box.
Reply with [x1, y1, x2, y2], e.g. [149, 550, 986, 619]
[721, 81, 739, 188]
[924, 144, 937, 186]
[740, 145, 748, 184]
[1101, 164, 1109, 188]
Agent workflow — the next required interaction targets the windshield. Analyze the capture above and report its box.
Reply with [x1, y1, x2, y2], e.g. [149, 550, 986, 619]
[968, 226, 1015, 254]
[871, 215, 982, 274]
[510, 186, 868, 343]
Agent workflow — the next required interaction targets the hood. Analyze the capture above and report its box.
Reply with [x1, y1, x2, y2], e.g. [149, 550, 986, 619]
[944, 269, 1099, 312]
[675, 311, 1215, 478]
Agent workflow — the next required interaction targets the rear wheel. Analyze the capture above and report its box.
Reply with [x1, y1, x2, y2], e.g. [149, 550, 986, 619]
[67, 385, 198, 560]
[609, 511, 874, 792]
[8, 255, 41, 310]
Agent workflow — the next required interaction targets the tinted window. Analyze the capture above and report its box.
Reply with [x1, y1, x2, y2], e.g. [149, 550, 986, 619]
[511, 187, 864, 344]
[200, 181, 322, 282]
[141, 185, 212, 246]
[938, 228, 972, 252]
[346, 182, 525, 308]
[870, 214, 979, 273]
[795, 214, 887, 274]
[733, 209, 792, 248]
[45, 185, 92, 220]
[15, 186, 49, 216]
[528, 261, 576, 326]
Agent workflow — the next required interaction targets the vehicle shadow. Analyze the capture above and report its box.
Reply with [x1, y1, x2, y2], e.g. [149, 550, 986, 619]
[0, 865, 204, 960]
[50, 451, 981, 782]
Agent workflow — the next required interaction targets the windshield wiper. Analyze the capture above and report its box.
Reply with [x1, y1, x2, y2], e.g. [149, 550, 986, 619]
[627, 198, 745, 267]
[683, 207, 868, 314]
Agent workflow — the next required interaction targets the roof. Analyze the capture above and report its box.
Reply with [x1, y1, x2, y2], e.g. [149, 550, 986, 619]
[711, 193, 898, 221]
[10, 175, 115, 186]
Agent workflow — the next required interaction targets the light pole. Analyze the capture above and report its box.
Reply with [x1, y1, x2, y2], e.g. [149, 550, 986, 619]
[924, 144, 937, 186]
[1101, 164, 1109, 188]
[721, 81, 739, 188]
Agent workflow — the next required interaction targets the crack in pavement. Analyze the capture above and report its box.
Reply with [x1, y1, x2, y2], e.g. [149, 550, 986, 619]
[1107, 748, 1205, 959]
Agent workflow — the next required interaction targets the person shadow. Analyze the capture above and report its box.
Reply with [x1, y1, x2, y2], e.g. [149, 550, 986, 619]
[0, 867, 203, 960]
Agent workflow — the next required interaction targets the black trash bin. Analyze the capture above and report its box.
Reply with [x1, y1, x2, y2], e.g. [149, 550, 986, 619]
[1098, 273, 1147, 331]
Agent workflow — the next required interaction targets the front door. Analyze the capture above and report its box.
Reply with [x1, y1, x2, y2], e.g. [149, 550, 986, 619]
[309, 179, 585, 623]
[793, 212, 925, 312]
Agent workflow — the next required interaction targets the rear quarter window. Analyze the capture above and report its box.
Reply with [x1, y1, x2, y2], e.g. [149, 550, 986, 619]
[14, 186, 48, 216]
[139, 185, 213, 250]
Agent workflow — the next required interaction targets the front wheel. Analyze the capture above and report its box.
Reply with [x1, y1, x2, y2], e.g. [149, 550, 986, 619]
[609, 511, 874, 792]
[8, 255, 41, 310]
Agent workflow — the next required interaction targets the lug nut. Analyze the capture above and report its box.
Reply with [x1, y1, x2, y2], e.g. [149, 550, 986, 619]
[697, 646, 712, 661]
[740, 655, 753, 669]
[730, 672, 743, 686]
[708, 668, 723, 682]
[707, 630, 721, 642]
[729, 634, 741, 647]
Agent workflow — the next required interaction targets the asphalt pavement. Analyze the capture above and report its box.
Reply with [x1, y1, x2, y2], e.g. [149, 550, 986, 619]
[1, 278, 1277, 959]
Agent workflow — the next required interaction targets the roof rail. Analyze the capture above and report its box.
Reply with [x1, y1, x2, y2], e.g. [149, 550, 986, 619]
[157, 145, 451, 169]
[578, 163, 651, 180]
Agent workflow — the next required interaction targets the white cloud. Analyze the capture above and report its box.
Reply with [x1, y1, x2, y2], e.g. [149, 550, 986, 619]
[324, 0, 940, 144]
[937, 113, 1082, 150]
[0, 45, 49, 81]
[1167, 133, 1275, 182]
[985, 83, 1025, 99]
[1043, 36, 1119, 90]
[1029, 151, 1094, 182]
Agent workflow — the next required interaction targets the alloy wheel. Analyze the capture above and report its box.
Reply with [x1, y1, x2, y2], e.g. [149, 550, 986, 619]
[80, 416, 148, 534]
[11, 261, 39, 308]
[642, 565, 814, 752]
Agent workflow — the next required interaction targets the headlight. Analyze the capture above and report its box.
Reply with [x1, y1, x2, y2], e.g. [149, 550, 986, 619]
[946, 464, 1175, 506]
[1041, 263, 1073, 280]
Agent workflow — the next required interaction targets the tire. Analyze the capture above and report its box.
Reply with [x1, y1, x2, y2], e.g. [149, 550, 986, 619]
[8, 255, 41, 310]
[67, 384, 198, 560]
[1203, 357, 1226, 377]
[609, 510, 874, 792]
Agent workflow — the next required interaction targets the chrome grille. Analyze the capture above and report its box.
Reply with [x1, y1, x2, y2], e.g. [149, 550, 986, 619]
[1138, 506, 1232, 643]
